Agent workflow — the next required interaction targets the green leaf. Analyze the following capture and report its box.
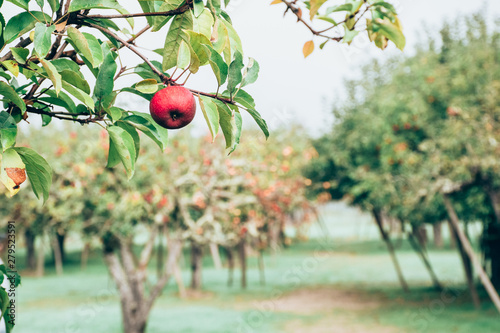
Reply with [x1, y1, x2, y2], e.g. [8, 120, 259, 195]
[47, 0, 60, 12]
[1, 60, 18, 77]
[51, 59, 84, 76]
[105, 106, 123, 122]
[0, 111, 17, 151]
[60, 69, 91, 94]
[227, 50, 243, 95]
[39, 58, 62, 95]
[82, 32, 104, 67]
[13, 147, 52, 202]
[162, 12, 193, 71]
[241, 57, 259, 87]
[138, 0, 156, 26]
[34, 23, 55, 58]
[193, 8, 214, 40]
[0, 81, 26, 113]
[212, 19, 228, 54]
[127, 112, 169, 150]
[193, 0, 205, 17]
[343, 25, 359, 44]
[66, 27, 99, 68]
[120, 87, 155, 102]
[203, 45, 228, 87]
[177, 40, 191, 70]
[375, 17, 405, 50]
[221, 18, 242, 63]
[213, 99, 241, 151]
[10, 47, 29, 64]
[325, 3, 352, 15]
[6, 0, 28, 10]
[153, 0, 184, 32]
[106, 126, 136, 179]
[68, 0, 127, 12]
[198, 95, 219, 141]
[116, 121, 140, 162]
[0, 285, 9, 320]
[38, 89, 77, 114]
[93, 51, 117, 104]
[62, 81, 95, 109]
[135, 79, 159, 94]
[4, 11, 50, 44]
[134, 61, 163, 82]
[246, 108, 269, 139]
[186, 30, 211, 66]
[229, 90, 269, 138]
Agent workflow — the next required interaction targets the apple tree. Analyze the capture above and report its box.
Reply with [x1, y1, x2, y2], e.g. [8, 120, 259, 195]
[0, 0, 405, 202]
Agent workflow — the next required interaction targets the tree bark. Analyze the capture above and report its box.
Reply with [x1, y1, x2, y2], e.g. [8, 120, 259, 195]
[81, 242, 90, 270]
[373, 210, 409, 292]
[239, 238, 247, 289]
[56, 232, 66, 263]
[415, 225, 428, 250]
[443, 194, 500, 313]
[209, 243, 223, 269]
[485, 189, 500, 289]
[408, 228, 442, 290]
[448, 221, 457, 249]
[51, 234, 63, 275]
[173, 262, 186, 298]
[226, 247, 234, 287]
[190, 242, 203, 290]
[25, 229, 36, 271]
[156, 225, 165, 279]
[36, 232, 46, 277]
[258, 250, 266, 286]
[433, 222, 444, 248]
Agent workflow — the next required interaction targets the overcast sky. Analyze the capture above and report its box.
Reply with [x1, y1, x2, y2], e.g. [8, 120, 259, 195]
[5, 0, 500, 137]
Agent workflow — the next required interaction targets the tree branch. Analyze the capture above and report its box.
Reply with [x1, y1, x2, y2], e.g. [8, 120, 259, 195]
[79, 6, 190, 20]
[281, 0, 343, 42]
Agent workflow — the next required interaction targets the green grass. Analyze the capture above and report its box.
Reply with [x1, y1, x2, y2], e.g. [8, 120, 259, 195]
[13, 204, 500, 333]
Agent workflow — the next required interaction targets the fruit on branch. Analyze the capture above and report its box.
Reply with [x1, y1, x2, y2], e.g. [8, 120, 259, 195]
[149, 86, 196, 129]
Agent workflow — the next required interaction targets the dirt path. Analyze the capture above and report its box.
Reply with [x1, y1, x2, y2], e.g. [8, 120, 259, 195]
[262, 288, 402, 333]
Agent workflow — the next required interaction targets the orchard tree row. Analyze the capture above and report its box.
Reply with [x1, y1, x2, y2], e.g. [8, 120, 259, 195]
[0, 124, 318, 333]
[304, 14, 500, 312]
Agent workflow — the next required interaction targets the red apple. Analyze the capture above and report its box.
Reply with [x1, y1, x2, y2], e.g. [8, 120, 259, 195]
[149, 86, 196, 129]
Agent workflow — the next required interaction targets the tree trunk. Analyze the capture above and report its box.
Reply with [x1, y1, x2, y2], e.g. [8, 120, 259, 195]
[56, 232, 66, 263]
[25, 229, 36, 271]
[408, 228, 442, 290]
[258, 250, 265, 286]
[239, 238, 247, 289]
[173, 262, 186, 298]
[486, 224, 500, 289]
[373, 210, 409, 292]
[415, 225, 428, 249]
[190, 242, 203, 290]
[209, 243, 223, 269]
[433, 222, 444, 248]
[226, 247, 234, 287]
[448, 221, 457, 249]
[36, 232, 46, 277]
[443, 194, 500, 313]
[81, 242, 90, 270]
[156, 225, 165, 279]
[485, 189, 500, 289]
[51, 235, 63, 275]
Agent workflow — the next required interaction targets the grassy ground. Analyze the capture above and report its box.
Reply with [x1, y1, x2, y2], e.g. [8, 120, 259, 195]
[14, 204, 500, 332]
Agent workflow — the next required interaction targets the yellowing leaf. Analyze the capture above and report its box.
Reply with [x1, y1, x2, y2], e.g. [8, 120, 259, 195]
[303, 40, 314, 58]
[270, 0, 281, 4]
[310, 0, 328, 20]
[1, 60, 19, 77]
[0, 149, 26, 197]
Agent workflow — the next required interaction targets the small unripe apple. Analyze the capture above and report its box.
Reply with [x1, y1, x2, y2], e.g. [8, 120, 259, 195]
[149, 86, 196, 129]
